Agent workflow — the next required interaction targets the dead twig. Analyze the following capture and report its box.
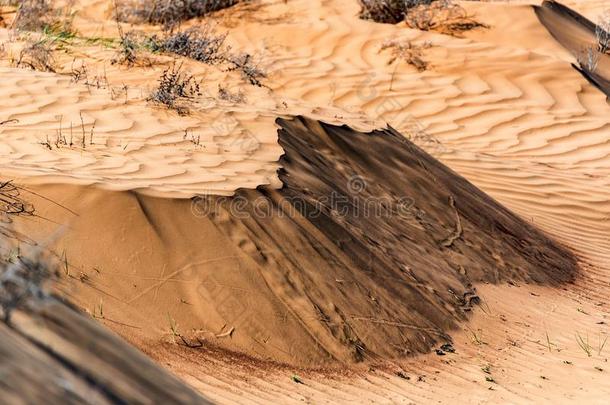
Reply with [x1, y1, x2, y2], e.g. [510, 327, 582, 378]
[215, 326, 235, 338]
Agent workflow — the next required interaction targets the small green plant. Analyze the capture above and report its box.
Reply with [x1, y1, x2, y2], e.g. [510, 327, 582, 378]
[112, 27, 140, 66]
[146, 25, 228, 65]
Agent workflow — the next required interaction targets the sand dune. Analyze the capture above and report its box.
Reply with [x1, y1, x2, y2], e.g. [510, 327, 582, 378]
[2, 0, 610, 403]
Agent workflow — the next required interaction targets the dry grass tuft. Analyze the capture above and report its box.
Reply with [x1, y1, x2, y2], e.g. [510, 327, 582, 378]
[226, 52, 267, 87]
[117, 0, 243, 30]
[148, 62, 202, 115]
[380, 38, 432, 72]
[360, 0, 487, 36]
[147, 24, 228, 65]
[14, 38, 57, 72]
[359, 0, 433, 24]
[404, 1, 487, 36]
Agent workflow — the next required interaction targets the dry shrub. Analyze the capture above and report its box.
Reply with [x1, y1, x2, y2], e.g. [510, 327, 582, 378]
[404, 1, 487, 36]
[359, 0, 433, 24]
[359, 0, 486, 36]
[15, 39, 57, 72]
[112, 27, 140, 66]
[148, 63, 202, 115]
[226, 52, 267, 87]
[147, 25, 228, 64]
[117, 0, 243, 29]
[0, 181, 35, 219]
[380, 38, 432, 72]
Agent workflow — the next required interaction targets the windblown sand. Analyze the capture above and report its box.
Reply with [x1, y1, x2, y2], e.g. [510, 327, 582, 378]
[2, 0, 610, 403]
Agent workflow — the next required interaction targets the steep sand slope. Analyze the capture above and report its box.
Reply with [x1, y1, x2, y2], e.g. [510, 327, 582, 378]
[8, 116, 576, 367]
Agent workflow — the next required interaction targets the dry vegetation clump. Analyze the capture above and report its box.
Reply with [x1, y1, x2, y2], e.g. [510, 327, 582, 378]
[112, 26, 141, 66]
[359, 0, 433, 24]
[404, 1, 487, 36]
[14, 38, 57, 72]
[0, 181, 35, 219]
[147, 28, 268, 86]
[217, 84, 245, 103]
[380, 38, 432, 72]
[69, 60, 109, 88]
[360, 0, 486, 36]
[10, 0, 51, 31]
[226, 52, 267, 87]
[117, 0, 243, 29]
[8, 0, 77, 36]
[148, 63, 202, 115]
[147, 25, 228, 65]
